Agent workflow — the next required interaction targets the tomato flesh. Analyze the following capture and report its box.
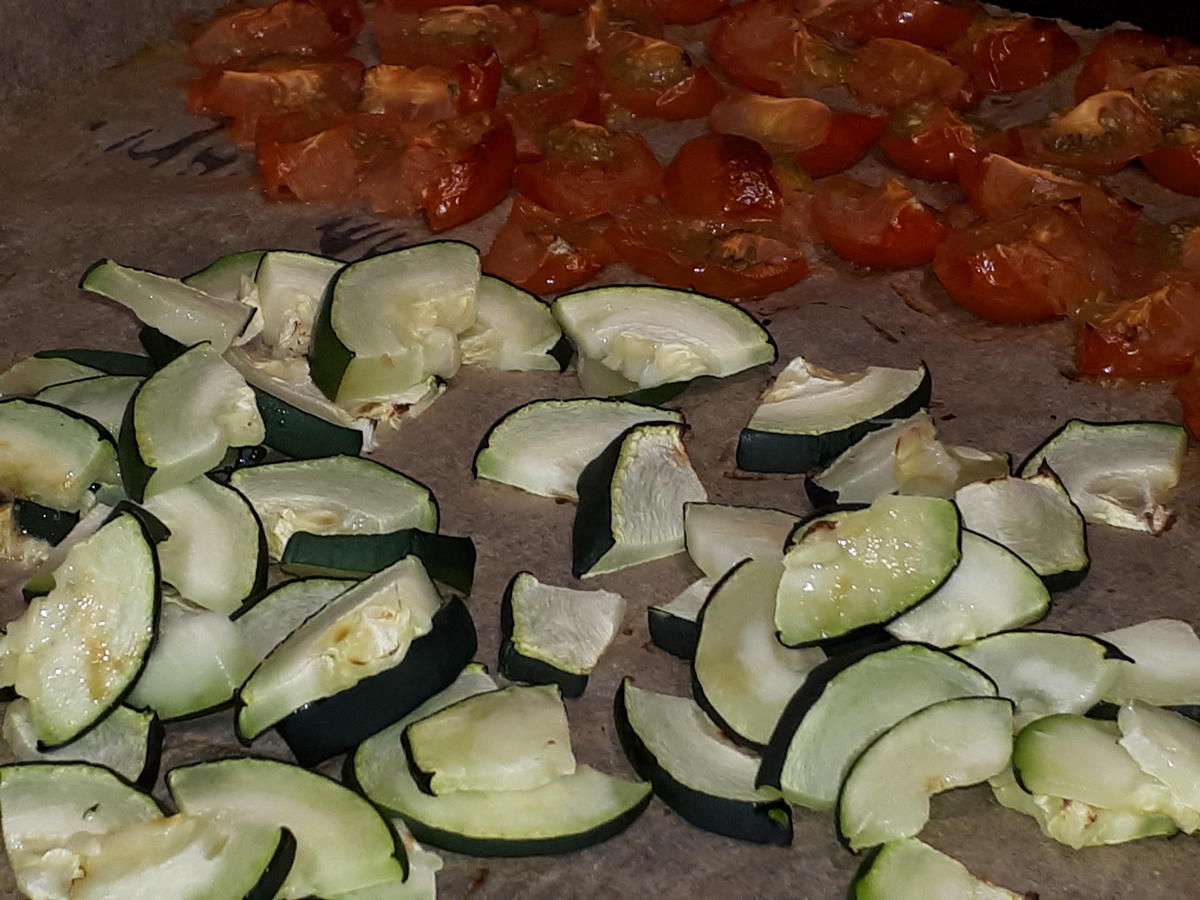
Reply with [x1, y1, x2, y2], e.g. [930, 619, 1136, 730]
[957, 152, 1111, 220]
[374, 3, 540, 67]
[483, 194, 615, 294]
[811, 177, 945, 269]
[877, 102, 979, 181]
[1076, 282, 1200, 378]
[664, 133, 783, 221]
[812, 0, 977, 50]
[359, 54, 501, 123]
[1143, 141, 1200, 196]
[847, 38, 979, 111]
[1075, 30, 1200, 102]
[949, 17, 1077, 93]
[793, 111, 885, 177]
[189, 0, 364, 68]
[500, 55, 605, 161]
[709, 93, 833, 152]
[1013, 91, 1162, 176]
[601, 30, 723, 120]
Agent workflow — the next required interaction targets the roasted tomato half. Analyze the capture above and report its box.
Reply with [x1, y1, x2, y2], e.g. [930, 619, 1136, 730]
[705, 0, 849, 97]
[188, 57, 364, 147]
[188, 0, 364, 68]
[1075, 30, 1200, 102]
[793, 110, 886, 177]
[811, 176, 945, 269]
[956, 153, 1118, 220]
[600, 30, 723, 120]
[811, 0, 977, 49]
[877, 101, 981, 181]
[607, 206, 811, 301]
[514, 120, 664, 219]
[1128, 65, 1200, 134]
[1076, 281, 1200, 378]
[948, 16, 1078, 93]
[664, 133, 783, 220]
[1142, 135, 1200, 197]
[708, 93, 833, 152]
[374, 2, 540, 67]
[359, 55, 501, 122]
[483, 194, 616, 294]
[1012, 91, 1162, 176]
[846, 38, 979, 111]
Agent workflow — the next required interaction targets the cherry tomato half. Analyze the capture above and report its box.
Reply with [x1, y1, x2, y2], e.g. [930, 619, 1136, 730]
[847, 38, 979, 111]
[1076, 281, 1200, 378]
[1128, 65, 1200, 134]
[601, 30, 723, 120]
[188, 0, 364, 68]
[1142, 139, 1200, 196]
[877, 102, 980, 181]
[956, 152, 1109, 220]
[500, 55, 605, 161]
[374, 3, 540, 67]
[1012, 91, 1162, 176]
[709, 93, 833, 152]
[793, 111, 885, 177]
[1075, 30, 1200, 103]
[811, 176, 945, 269]
[811, 0, 977, 50]
[359, 55, 501, 122]
[949, 16, 1077, 93]
[664, 133, 782, 221]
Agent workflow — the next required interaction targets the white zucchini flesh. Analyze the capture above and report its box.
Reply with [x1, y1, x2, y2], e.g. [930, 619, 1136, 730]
[837, 696, 1013, 850]
[325, 819, 442, 900]
[36, 375, 142, 439]
[183, 250, 265, 301]
[81, 260, 255, 353]
[254, 250, 342, 357]
[0, 399, 118, 511]
[693, 560, 825, 747]
[552, 285, 775, 389]
[0, 512, 157, 747]
[3, 700, 156, 785]
[233, 577, 354, 661]
[653, 577, 712, 623]
[237, 556, 443, 739]
[0, 763, 162, 900]
[231, 455, 437, 560]
[769, 644, 996, 810]
[460, 275, 562, 371]
[1118, 701, 1200, 815]
[1019, 420, 1187, 534]
[1098, 619, 1200, 706]
[143, 477, 263, 613]
[224, 347, 361, 429]
[886, 531, 1049, 648]
[18, 503, 113, 596]
[682, 502, 798, 580]
[506, 574, 625, 674]
[0, 357, 104, 397]
[168, 758, 405, 900]
[809, 413, 932, 503]
[746, 357, 927, 436]
[952, 631, 1117, 730]
[473, 399, 683, 501]
[853, 837, 1024, 900]
[405, 684, 576, 794]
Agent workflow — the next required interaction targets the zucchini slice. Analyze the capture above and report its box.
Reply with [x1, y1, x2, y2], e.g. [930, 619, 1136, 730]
[349, 667, 651, 857]
[0, 398, 119, 511]
[837, 696, 1013, 850]
[954, 469, 1089, 591]
[309, 241, 479, 404]
[183, 249, 267, 300]
[952, 631, 1119, 730]
[18, 502, 113, 597]
[326, 818, 442, 900]
[499, 572, 626, 697]
[118, 342, 265, 501]
[253, 250, 343, 357]
[0, 762, 164, 900]
[852, 837, 1024, 899]
[1099, 619, 1200, 707]
[775, 495, 961, 646]
[737, 357, 930, 473]
[32, 348, 156, 376]
[126, 598, 258, 721]
[1118, 701, 1200, 819]
[81, 259, 255, 353]
[989, 766, 1179, 849]
[615, 679, 792, 846]
[404, 683, 576, 794]
[807, 412, 1009, 506]
[8, 498, 79, 547]
[759, 643, 996, 810]
[460, 275, 566, 371]
[885, 531, 1050, 648]
[143, 476, 267, 613]
[572, 421, 707, 578]
[280, 529, 475, 596]
[647, 577, 712, 659]
[231, 455, 437, 560]
[473, 398, 684, 500]
[553, 284, 776, 390]
[0, 508, 160, 747]
[232, 577, 356, 661]
[0, 355, 104, 396]
[1018, 419, 1187, 534]
[573, 353, 691, 403]
[35, 375, 142, 439]
[168, 758, 406, 899]
[692, 559, 825, 748]
[683, 502, 798, 580]
[3, 700, 162, 789]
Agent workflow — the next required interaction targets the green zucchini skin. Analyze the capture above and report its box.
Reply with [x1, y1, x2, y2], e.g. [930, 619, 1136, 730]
[498, 582, 588, 698]
[646, 607, 699, 660]
[270, 598, 478, 766]
[612, 680, 792, 846]
[619, 382, 689, 406]
[570, 428, 625, 579]
[307, 270, 354, 402]
[33, 349, 156, 377]
[245, 827, 298, 900]
[279, 530, 476, 596]
[251, 388, 363, 459]
[115, 379, 155, 503]
[736, 366, 932, 474]
[12, 500, 79, 545]
[137, 326, 187, 367]
[548, 334, 574, 371]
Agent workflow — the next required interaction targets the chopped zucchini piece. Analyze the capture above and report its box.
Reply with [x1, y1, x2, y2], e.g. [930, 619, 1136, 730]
[0, 356, 103, 397]
[232, 577, 354, 661]
[683, 502, 798, 580]
[253, 250, 343, 357]
[32, 348, 155, 377]
[647, 577, 712, 660]
[460, 275, 565, 371]
[1099, 618, 1200, 707]
[183, 249, 266, 300]
[1118, 701, 1200, 820]
[36, 375, 142, 439]
[852, 837, 1024, 899]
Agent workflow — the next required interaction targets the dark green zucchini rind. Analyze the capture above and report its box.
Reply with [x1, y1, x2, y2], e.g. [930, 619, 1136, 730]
[137, 326, 187, 367]
[736, 365, 931, 474]
[307, 271, 354, 401]
[33, 349, 156, 377]
[614, 679, 792, 846]
[116, 380, 155, 503]
[620, 381, 690, 405]
[251, 387, 362, 459]
[647, 607, 700, 660]
[12, 499, 79, 545]
[244, 827, 297, 900]
[271, 598, 478, 766]
[498, 584, 587, 699]
[548, 333, 574, 371]
[182, 249, 267, 300]
[280, 529, 476, 596]
[571, 428, 626, 578]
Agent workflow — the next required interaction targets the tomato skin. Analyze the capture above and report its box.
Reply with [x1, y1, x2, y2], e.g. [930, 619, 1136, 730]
[606, 211, 810, 302]
[359, 55, 501, 121]
[374, 3, 540, 67]
[877, 102, 978, 181]
[255, 112, 380, 202]
[514, 121, 664, 219]
[500, 56, 605, 161]
[188, 0, 364, 68]
[1075, 30, 1200, 103]
[423, 118, 517, 231]
[956, 152, 1110, 220]
[811, 0, 977, 50]
[705, 0, 849, 97]
[654, 0, 727, 25]
[1076, 282, 1200, 378]
[483, 195, 614, 294]
[1076, 326, 1195, 379]
[1175, 366, 1200, 438]
[949, 17, 1078, 93]
[793, 111, 885, 177]
[847, 38, 979, 111]
[709, 93, 832, 152]
[811, 177, 945, 269]
[664, 134, 782, 221]
[1013, 91, 1163, 176]
[601, 31, 723, 121]
[1142, 142, 1200, 196]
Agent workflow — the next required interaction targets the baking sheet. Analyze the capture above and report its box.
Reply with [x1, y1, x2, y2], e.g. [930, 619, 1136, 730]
[2, 6, 1199, 898]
